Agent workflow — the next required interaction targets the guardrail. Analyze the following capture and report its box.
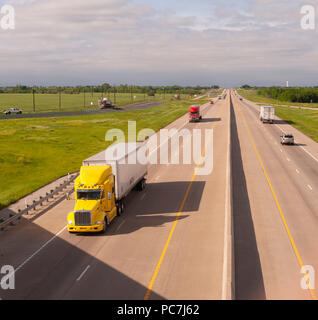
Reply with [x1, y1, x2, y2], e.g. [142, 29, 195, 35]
[0, 173, 79, 231]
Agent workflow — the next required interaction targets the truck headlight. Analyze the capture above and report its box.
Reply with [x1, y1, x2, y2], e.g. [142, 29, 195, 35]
[68, 220, 73, 225]
[95, 221, 104, 225]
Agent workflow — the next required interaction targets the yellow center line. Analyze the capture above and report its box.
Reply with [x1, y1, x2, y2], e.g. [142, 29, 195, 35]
[235, 98, 317, 300]
[144, 102, 223, 300]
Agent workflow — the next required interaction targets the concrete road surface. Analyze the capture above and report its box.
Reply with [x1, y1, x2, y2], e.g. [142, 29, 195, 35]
[231, 91, 317, 300]
[1, 89, 317, 300]
[0, 95, 231, 300]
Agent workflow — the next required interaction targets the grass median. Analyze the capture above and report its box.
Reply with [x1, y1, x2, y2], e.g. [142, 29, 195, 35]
[0, 98, 208, 209]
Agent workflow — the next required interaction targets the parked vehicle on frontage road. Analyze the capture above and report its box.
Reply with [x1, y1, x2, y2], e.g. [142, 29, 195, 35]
[3, 107, 23, 115]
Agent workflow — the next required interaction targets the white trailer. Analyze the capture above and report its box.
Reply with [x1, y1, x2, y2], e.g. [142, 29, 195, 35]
[260, 106, 275, 123]
[82, 142, 147, 201]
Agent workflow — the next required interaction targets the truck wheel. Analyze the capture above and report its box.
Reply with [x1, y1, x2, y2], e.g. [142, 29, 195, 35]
[139, 179, 146, 191]
[101, 218, 107, 233]
[117, 203, 122, 216]
[137, 178, 146, 191]
[117, 201, 124, 216]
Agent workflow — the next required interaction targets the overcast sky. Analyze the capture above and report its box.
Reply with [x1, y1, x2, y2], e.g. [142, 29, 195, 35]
[0, 0, 317, 87]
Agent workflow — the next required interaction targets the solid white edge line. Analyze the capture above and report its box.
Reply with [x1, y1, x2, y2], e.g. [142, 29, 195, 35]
[140, 193, 146, 200]
[9, 226, 67, 278]
[115, 220, 126, 232]
[246, 101, 318, 164]
[76, 265, 90, 282]
[6, 101, 215, 288]
[300, 146, 318, 163]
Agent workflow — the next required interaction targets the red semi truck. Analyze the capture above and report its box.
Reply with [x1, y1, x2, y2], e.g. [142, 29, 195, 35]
[189, 105, 202, 122]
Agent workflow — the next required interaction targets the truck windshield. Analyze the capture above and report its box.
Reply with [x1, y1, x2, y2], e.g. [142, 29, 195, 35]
[190, 112, 198, 115]
[77, 191, 101, 200]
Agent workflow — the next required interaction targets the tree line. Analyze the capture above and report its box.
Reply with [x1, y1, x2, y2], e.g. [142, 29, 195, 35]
[0, 84, 220, 95]
[241, 85, 318, 103]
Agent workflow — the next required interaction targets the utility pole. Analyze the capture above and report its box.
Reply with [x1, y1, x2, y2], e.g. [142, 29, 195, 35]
[32, 87, 35, 112]
[59, 90, 61, 111]
[83, 88, 86, 107]
[131, 85, 133, 103]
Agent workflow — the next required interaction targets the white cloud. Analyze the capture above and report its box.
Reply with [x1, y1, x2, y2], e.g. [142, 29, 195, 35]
[0, 0, 317, 86]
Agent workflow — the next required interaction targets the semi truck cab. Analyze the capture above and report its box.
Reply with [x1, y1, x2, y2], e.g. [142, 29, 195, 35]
[189, 105, 202, 122]
[67, 143, 147, 234]
[67, 166, 117, 233]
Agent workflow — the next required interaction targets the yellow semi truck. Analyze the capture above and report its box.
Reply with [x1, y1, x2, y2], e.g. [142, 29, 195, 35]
[67, 143, 147, 233]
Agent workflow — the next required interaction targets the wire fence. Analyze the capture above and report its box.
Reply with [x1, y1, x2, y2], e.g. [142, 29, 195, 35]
[0, 91, 184, 113]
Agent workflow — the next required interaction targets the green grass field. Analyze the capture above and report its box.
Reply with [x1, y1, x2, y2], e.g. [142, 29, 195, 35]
[238, 89, 318, 143]
[237, 89, 318, 108]
[275, 107, 318, 143]
[0, 97, 207, 209]
[0, 92, 180, 113]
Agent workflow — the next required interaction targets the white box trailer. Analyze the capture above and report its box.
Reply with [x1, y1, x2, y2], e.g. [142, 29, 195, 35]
[82, 142, 147, 200]
[260, 106, 275, 123]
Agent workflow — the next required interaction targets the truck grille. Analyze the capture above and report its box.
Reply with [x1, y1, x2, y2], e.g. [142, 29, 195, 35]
[74, 211, 92, 226]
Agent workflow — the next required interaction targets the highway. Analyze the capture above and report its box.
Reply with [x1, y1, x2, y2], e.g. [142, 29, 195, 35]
[1, 90, 317, 300]
[231, 91, 318, 299]
[0, 95, 231, 300]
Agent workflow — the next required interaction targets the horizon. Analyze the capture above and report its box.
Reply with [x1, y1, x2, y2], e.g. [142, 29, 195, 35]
[0, 0, 317, 87]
